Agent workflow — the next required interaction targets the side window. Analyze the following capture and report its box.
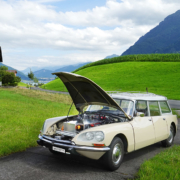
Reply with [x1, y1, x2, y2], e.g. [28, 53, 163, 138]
[135, 101, 148, 116]
[159, 101, 171, 114]
[149, 101, 160, 116]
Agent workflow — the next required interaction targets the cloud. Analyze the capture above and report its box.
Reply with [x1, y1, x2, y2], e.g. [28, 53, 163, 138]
[0, 0, 180, 70]
[37, 58, 49, 62]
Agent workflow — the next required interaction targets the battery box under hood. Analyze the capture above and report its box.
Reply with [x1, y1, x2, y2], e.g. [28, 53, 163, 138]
[52, 72, 130, 119]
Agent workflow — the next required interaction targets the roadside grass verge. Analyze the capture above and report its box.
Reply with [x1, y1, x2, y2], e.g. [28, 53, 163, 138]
[135, 145, 180, 180]
[18, 82, 27, 87]
[0, 88, 77, 157]
[43, 62, 180, 100]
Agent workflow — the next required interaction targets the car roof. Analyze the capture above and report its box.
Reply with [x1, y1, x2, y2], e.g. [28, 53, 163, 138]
[108, 92, 167, 101]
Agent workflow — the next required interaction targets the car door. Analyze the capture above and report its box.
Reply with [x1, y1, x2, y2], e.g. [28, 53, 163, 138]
[131, 100, 155, 150]
[149, 101, 168, 143]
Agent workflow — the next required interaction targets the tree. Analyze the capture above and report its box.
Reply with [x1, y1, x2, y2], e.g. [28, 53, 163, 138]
[28, 69, 34, 80]
[0, 66, 21, 86]
[28, 69, 34, 89]
[0, 66, 8, 70]
[15, 76, 21, 83]
[2, 71, 15, 84]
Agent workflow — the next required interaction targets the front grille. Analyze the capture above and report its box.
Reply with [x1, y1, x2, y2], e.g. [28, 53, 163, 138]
[56, 130, 76, 137]
[43, 135, 75, 145]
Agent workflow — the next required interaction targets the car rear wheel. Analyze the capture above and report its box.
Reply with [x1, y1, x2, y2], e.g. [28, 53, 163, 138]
[103, 137, 124, 171]
[161, 125, 175, 147]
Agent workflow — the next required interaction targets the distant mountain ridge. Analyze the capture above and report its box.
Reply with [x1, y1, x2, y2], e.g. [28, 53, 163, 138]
[122, 10, 180, 55]
[33, 62, 91, 78]
[0, 62, 28, 80]
[104, 54, 119, 59]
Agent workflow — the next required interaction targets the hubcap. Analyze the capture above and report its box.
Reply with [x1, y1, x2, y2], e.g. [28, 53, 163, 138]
[167, 126, 174, 144]
[112, 143, 121, 165]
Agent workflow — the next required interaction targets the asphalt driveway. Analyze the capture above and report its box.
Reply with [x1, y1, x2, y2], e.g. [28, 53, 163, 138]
[0, 119, 179, 180]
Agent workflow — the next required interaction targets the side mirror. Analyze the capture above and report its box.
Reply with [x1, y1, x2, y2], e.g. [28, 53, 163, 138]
[137, 112, 145, 117]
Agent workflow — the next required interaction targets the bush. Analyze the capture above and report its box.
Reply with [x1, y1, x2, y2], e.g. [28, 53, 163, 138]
[0, 70, 21, 86]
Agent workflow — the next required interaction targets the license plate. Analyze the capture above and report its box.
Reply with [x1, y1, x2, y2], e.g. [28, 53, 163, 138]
[52, 146, 65, 153]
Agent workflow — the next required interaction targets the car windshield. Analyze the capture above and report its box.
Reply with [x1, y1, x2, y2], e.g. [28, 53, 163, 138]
[85, 99, 134, 117]
[116, 99, 134, 117]
[86, 105, 124, 116]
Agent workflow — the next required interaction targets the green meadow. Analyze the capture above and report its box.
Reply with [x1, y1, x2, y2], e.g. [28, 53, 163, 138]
[135, 145, 180, 180]
[0, 88, 77, 157]
[44, 62, 180, 100]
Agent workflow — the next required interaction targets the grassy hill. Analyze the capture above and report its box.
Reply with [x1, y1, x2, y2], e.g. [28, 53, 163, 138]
[43, 54, 180, 100]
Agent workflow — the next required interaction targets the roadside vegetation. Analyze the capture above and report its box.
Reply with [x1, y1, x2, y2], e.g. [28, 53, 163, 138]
[0, 88, 77, 157]
[135, 145, 180, 180]
[44, 62, 180, 100]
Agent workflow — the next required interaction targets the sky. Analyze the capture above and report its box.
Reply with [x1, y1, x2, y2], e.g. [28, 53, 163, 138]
[0, 0, 180, 70]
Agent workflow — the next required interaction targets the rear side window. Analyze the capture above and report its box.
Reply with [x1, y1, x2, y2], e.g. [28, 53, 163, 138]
[159, 101, 171, 113]
[149, 101, 160, 116]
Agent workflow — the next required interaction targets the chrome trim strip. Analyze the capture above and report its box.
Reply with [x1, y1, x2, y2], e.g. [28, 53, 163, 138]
[42, 138, 52, 144]
[42, 135, 74, 145]
[53, 143, 110, 152]
[39, 135, 110, 152]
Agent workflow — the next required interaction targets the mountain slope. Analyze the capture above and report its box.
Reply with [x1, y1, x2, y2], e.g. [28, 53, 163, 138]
[54, 62, 91, 72]
[0, 62, 28, 80]
[34, 69, 54, 78]
[122, 10, 180, 55]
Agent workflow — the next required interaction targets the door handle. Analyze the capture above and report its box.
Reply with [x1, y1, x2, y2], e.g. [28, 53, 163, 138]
[163, 118, 166, 120]
[149, 119, 152, 121]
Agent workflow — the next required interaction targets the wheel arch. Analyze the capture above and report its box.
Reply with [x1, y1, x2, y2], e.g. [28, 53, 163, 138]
[114, 133, 128, 153]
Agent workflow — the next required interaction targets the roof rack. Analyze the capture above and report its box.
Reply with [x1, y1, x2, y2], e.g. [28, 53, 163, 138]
[106, 91, 161, 97]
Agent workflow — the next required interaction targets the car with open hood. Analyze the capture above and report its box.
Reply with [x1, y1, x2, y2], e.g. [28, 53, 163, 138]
[37, 72, 178, 171]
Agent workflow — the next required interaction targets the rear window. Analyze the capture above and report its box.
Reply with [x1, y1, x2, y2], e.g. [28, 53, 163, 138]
[159, 101, 171, 113]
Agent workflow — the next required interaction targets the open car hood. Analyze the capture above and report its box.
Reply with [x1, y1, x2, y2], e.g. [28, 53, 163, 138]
[52, 72, 130, 119]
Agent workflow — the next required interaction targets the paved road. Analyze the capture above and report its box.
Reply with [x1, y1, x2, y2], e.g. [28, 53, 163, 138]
[168, 100, 180, 109]
[31, 87, 180, 109]
[0, 119, 179, 180]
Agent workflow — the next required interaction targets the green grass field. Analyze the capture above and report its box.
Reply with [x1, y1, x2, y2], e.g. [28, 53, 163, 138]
[0, 88, 77, 157]
[18, 82, 27, 87]
[135, 145, 180, 180]
[44, 62, 180, 100]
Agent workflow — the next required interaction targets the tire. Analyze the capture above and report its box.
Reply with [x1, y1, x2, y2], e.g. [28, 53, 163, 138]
[161, 125, 175, 147]
[103, 137, 124, 171]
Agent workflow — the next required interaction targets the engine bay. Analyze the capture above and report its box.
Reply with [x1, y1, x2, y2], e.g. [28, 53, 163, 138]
[49, 110, 128, 141]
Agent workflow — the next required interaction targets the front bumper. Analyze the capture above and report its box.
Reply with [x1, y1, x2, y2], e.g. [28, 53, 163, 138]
[37, 135, 110, 153]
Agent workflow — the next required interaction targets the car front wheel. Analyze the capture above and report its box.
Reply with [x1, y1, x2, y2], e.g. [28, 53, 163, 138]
[161, 125, 175, 147]
[103, 137, 124, 171]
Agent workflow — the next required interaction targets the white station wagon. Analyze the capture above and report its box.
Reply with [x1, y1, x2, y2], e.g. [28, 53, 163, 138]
[37, 72, 178, 171]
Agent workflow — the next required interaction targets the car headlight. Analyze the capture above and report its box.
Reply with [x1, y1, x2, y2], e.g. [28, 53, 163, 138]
[95, 131, 104, 142]
[77, 131, 104, 142]
[86, 132, 94, 140]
